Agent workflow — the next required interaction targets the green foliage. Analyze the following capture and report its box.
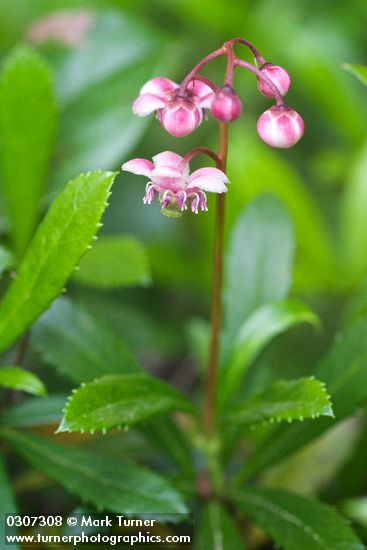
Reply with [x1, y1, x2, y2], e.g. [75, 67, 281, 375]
[343, 63, 367, 87]
[0, 245, 13, 277]
[223, 377, 332, 428]
[0, 367, 46, 396]
[195, 502, 244, 550]
[223, 195, 294, 354]
[32, 297, 140, 383]
[234, 488, 364, 550]
[73, 235, 151, 289]
[0, 171, 116, 354]
[59, 374, 194, 433]
[236, 316, 367, 481]
[219, 300, 319, 408]
[0, 454, 19, 550]
[1, 394, 66, 428]
[0, 46, 57, 259]
[5, 430, 187, 515]
[341, 140, 367, 282]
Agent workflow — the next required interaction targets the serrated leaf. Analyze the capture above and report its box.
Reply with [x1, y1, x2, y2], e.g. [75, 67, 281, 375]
[343, 63, 367, 87]
[73, 235, 151, 289]
[223, 377, 332, 428]
[0, 245, 13, 277]
[195, 502, 244, 550]
[5, 430, 187, 515]
[0, 454, 19, 550]
[223, 195, 294, 357]
[1, 394, 67, 428]
[0, 367, 46, 396]
[58, 374, 194, 433]
[0, 46, 57, 258]
[236, 316, 367, 482]
[219, 300, 319, 409]
[32, 297, 140, 383]
[0, 170, 117, 354]
[234, 488, 364, 550]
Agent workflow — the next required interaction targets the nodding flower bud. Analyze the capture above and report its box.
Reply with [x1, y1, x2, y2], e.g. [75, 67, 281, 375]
[257, 104, 304, 148]
[257, 63, 291, 98]
[210, 85, 242, 122]
[160, 97, 201, 137]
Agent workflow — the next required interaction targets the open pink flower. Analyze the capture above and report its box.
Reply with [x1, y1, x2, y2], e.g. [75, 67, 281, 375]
[132, 77, 215, 137]
[122, 151, 228, 215]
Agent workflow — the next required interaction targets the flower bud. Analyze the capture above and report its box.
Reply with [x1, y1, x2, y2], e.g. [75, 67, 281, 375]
[210, 85, 242, 122]
[160, 97, 201, 137]
[257, 104, 304, 148]
[258, 63, 291, 98]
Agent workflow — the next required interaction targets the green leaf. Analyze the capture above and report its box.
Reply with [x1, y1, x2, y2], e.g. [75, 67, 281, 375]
[5, 430, 187, 515]
[195, 502, 244, 550]
[73, 235, 151, 289]
[219, 300, 319, 408]
[1, 394, 66, 428]
[341, 497, 367, 528]
[236, 316, 367, 482]
[0, 46, 57, 258]
[58, 374, 194, 433]
[227, 130, 337, 291]
[223, 195, 294, 355]
[223, 377, 332, 428]
[0, 245, 13, 277]
[0, 170, 116, 354]
[32, 297, 140, 383]
[341, 139, 367, 281]
[343, 63, 367, 87]
[0, 454, 19, 550]
[234, 488, 364, 550]
[0, 367, 46, 396]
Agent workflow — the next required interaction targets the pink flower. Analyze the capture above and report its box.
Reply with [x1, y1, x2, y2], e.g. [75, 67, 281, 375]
[211, 85, 242, 122]
[122, 151, 228, 215]
[257, 63, 291, 98]
[257, 104, 304, 148]
[132, 77, 215, 137]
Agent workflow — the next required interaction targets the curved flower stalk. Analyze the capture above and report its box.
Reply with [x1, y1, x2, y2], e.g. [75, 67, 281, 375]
[122, 151, 228, 216]
[122, 37, 305, 458]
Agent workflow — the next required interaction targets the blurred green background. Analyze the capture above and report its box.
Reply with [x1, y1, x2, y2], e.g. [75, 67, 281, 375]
[1, 0, 367, 396]
[1, 0, 367, 539]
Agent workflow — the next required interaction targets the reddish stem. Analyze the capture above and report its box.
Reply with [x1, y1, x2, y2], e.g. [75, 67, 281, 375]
[180, 47, 225, 94]
[203, 122, 228, 434]
[227, 37, 266, 64]
[180, 147, 220, 169]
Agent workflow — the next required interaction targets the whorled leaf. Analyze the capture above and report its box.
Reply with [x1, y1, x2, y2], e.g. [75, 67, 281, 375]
[223, 377, 333, 428]
[234, 488, 364, 550]
[5, 430, 187, 515]
[1, 394, 67, 428]
[58, 374, 194, 433]
[0, 367, 46, 396]
[236, 316, 367, 482]
[0, 170, 116, 354]
[343, 63, 367, 87]
[218, 300, 319, 409]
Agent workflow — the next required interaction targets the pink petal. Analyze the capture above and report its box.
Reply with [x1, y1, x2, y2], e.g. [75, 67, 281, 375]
[196, 92, 215, 109]
[187, 79, 214, 99]
[152, 151, 184, 170]
[132, 93, 166, 116]
[121, 158, 154, 177]
[140, 77, 179, 96]
[151, 167, 186, 192]
[187, 167, 229, 193]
